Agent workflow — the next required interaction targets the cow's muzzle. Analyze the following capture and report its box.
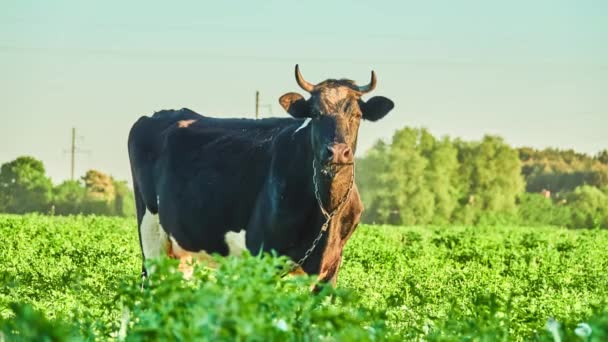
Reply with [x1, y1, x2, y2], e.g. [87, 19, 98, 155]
[326, 143, 353, 165]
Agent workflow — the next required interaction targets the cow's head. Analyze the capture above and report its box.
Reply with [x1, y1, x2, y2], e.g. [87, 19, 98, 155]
[280, 65, 394, 168]
[279, 65, 394, 284]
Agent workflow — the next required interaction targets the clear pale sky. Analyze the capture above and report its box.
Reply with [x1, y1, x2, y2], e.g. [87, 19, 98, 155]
[1, 1, 607, 183]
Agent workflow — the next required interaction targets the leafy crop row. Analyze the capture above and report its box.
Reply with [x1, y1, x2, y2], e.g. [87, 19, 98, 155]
[1, 215, 607, 340]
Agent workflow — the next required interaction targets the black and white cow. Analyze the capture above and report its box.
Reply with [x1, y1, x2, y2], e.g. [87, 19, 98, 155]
[128, 65, 394, 283]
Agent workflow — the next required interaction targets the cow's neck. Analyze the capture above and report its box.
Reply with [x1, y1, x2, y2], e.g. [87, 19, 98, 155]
[285, 124, 356, 274]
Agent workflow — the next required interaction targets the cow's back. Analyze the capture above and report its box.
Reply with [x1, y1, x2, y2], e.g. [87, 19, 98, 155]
[128, 108, 202, 214]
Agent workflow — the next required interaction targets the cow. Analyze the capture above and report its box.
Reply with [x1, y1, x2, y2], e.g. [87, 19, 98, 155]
[128, 65, 394, 284]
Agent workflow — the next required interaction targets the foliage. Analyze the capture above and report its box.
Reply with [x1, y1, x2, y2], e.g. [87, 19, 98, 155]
[357, 128, 461, 225]
[52, 180, 86, 215]
[79, 170, 135, 216]
[597, 150, 608, 165]
[357, 129, 607, 228]
[0, 215, 139, 339]
[519, 147, 608, 193]
[453, 135, 525, 223]
[357, 129, 524, 226]
[0, 156, 52, 214]
[113, 180, 135, 218]
[566, 185, 608, 228]
[516, 186, 608, 229]
[0, 156, 134, 216]
[342, 224, 608, 340]
[2, 215, 608, 340]
[117, 256, 389, 341]
[80, 170, 116, 215]
[516, 193, 572, 227]
[0, 302, 82, 342]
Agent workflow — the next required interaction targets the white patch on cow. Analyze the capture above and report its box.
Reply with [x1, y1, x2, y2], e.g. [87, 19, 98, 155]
[140, 209, 169, 263]
[224, 229, 247, 256]
[294, 118, 311, 133]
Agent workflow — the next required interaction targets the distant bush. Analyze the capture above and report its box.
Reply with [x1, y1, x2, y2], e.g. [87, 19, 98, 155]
[513, 189, 608, 229]
[517, 193, 572, 227]
[567, 185, 608, 228]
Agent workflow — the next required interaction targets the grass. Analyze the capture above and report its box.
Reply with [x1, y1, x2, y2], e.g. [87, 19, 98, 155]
[1, 214, 607, 340]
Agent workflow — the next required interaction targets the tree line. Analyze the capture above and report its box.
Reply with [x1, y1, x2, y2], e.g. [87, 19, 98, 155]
[0, 156, 134, 217]
[356, 127, 608, 228]
[1, 130, 607, 228]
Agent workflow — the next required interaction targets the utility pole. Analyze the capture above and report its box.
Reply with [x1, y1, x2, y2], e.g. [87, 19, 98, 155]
[255, 90, 260, 119]
[71, 127, 76, 180]
[63, 128, 90, 181]
[254, 91, 273, 119]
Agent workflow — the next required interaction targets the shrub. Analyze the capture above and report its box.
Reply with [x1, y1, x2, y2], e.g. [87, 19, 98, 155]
[567, 185, 608, 228]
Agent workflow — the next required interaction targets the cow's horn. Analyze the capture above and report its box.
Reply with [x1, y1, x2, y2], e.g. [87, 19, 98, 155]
[295, 64, 314, 92]
[357, 71, 377, 94]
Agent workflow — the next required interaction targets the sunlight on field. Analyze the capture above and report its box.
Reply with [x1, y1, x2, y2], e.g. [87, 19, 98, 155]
[1, 215, 607, 340]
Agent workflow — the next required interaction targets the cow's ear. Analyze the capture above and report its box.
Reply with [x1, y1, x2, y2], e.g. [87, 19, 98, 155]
[360, 96, 394, 122]
[279, 92, 309, 118]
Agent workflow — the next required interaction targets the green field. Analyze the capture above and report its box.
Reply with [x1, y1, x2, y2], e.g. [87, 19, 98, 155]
[1, 215, 607, 341]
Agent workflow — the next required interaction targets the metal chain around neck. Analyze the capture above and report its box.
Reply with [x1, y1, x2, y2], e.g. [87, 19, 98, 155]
[288, 158, 355, 273]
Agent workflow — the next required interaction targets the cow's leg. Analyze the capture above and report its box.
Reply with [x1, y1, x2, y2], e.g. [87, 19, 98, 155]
[132, 183, 149, 279]
[140, 208, 170, 274]
[224, 229, 247, 257]
[168, 237, 216, 279]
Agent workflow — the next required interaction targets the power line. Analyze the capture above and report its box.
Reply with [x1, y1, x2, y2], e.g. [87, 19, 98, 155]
[63, 128, 90, 181]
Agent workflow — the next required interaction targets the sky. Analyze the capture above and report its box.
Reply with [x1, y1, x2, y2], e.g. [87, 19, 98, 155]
[1, 0, 607, 183]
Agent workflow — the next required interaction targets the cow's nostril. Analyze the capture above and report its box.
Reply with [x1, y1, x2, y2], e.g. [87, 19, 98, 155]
[342, 147, 352, 160]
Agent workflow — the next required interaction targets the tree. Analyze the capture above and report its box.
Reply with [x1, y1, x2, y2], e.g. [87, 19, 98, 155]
[81, 170, 116, 215]
[356, 128, 605, 227]
[357, 128, 458, 225]
[0, 156, 52, 213]
[420, 133, 459, 224]
[357, 140, 392, 223]
[358, 129, 430, 225]
[52, 180, 85, 215]
[453, 136, 524, 224]
[516, 193, 571, 227]
[386, 128, 434, 225]
[567, 185, 608, 228]
[519, 147, 608, 192]
[475, 136, 525, 213]
[83, 170, 115, 202]
[113, 179, 135, 217]
[597, 150, 608, 165]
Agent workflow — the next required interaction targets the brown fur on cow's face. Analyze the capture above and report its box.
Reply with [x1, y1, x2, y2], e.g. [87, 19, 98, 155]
[309, 80, 363, 155]
[280, 72, 393, 167]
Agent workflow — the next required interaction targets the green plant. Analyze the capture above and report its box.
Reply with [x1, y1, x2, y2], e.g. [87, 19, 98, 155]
[2, 215, 608, 340]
